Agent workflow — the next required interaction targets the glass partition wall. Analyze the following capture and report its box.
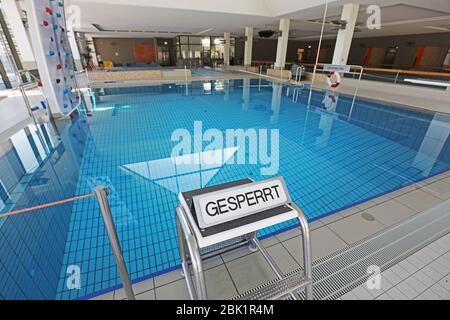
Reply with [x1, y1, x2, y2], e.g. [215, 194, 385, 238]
[175, 35, 235, 68]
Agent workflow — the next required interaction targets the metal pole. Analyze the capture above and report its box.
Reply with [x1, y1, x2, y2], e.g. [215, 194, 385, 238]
[94, 185, 136, 300]
[291, 202, 313, 300]
[308, 0, 329, 107]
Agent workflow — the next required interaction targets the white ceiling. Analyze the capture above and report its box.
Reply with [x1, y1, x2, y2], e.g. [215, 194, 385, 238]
[65, 0, 450, 40]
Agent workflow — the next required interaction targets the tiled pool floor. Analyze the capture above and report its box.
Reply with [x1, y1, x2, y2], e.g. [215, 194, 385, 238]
[92, 170, 450, 300]
[56, 79, 450, 299]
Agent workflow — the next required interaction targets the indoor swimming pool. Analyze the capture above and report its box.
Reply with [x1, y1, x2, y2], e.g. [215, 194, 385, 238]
[1, 79, 449, 300]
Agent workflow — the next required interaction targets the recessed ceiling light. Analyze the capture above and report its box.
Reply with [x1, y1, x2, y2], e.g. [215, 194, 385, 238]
[424, 26, 450, 31]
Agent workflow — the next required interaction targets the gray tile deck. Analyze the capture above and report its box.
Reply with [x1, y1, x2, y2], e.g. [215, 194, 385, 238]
[327, 212, 385, 244]
[92, 171, 450, 300]
[343, 233, 450, 300]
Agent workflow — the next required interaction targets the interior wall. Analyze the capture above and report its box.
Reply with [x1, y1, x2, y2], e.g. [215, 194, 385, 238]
[235, 32, 450, 70]
[93, 38, 157, 66]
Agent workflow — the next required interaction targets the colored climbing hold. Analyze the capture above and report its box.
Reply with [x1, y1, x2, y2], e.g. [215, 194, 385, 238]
[53, 24, 59, 30]
[48, 50, 55, 56]
[63, 87, 69, 94]
[56, 64, 62, 70]
[45, 7, 53, 15]
[40, 101, 47, 109]
[76, 96, 80, 100]
[31, 106, 39, 112]
[56, 79, 61, 84]
[37, 82, 43, 87]
[43, 20, 49, 26]
[58, 2, 64, 7]
[63, 103, 68, 109]
[56, 13, 62, 18]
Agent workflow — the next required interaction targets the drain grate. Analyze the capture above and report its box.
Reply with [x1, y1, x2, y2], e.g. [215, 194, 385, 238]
[307, 200, 450, 300]
[232, 200, 450, 300]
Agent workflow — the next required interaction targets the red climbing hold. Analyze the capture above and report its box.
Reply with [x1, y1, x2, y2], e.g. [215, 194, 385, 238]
[37, 82, 43, 87]
[56, 64, 62, 70]
[45, 7, 53, 15]
[43, 20, 49, 26]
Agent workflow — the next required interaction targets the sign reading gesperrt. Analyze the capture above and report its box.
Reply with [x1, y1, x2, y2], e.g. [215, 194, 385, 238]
[323, 64, 351, 73]
[193, 177, 291, 229]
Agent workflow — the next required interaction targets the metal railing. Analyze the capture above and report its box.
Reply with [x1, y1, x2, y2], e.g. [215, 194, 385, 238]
[303, 63, 450, 89]
[0, 186, 136, 300]
[306, 63, 364, 111]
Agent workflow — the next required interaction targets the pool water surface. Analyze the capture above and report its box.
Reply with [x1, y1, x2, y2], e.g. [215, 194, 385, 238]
[55, 79, 450, 299]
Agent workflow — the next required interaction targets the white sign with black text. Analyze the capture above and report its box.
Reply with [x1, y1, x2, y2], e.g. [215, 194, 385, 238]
[193, 177, 291, 229]
[323, 64, 351, 73]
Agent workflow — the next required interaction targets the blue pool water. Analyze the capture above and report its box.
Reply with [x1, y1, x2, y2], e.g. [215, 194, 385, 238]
[1, 79, 450, 300]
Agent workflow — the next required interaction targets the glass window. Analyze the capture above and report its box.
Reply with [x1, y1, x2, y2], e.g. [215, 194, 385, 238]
[188, 36, 203, 45]
[180, 45, 189, 59]
[201, 37, 210, 48]
[179, 36, 189, 44]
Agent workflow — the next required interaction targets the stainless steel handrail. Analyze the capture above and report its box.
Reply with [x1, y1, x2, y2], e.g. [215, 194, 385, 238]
[295, 66, 303, 83]
[176, 199, 313, 300]
[176, 205, 207, 300]
[94, 186, 136, 300]
[291, 202, 313, 299]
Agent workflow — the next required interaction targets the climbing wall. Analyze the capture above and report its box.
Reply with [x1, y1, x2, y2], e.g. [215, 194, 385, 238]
[26, 0, 80, 117]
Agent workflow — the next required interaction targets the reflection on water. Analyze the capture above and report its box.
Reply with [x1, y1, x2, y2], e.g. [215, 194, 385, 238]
[0, 111, 90, 299]
[122, 147, 239, 194]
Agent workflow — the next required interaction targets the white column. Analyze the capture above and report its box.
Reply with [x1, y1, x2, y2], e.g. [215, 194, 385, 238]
[224, 32, 230, 67]
[274, 18, 290, 69]
[332, 3, 360, 65]
[67, 29, 83, 70]
[244, 27, 253, 67]
[2, 0, 36, 69]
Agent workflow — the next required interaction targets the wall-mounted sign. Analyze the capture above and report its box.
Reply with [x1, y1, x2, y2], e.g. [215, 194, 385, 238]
[193, 177, 291, 229]
[323, 64, 351, 73]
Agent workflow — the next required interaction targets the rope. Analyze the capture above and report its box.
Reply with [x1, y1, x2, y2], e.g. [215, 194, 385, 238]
[0, 193, 96, 218]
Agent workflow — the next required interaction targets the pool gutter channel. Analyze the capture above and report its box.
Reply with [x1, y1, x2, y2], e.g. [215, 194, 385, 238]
[233, 200, 450, 300]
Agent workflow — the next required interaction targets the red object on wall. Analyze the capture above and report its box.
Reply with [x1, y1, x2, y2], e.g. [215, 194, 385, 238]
[56, 64, 62, 70]
[363, 48, 373, 66]
[45, 7, 53, 15]
[133, 44, 156, 63]
[43, 20, 49, 26]
[413, 46, 425, 67]
[37, 82, 43, 87]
